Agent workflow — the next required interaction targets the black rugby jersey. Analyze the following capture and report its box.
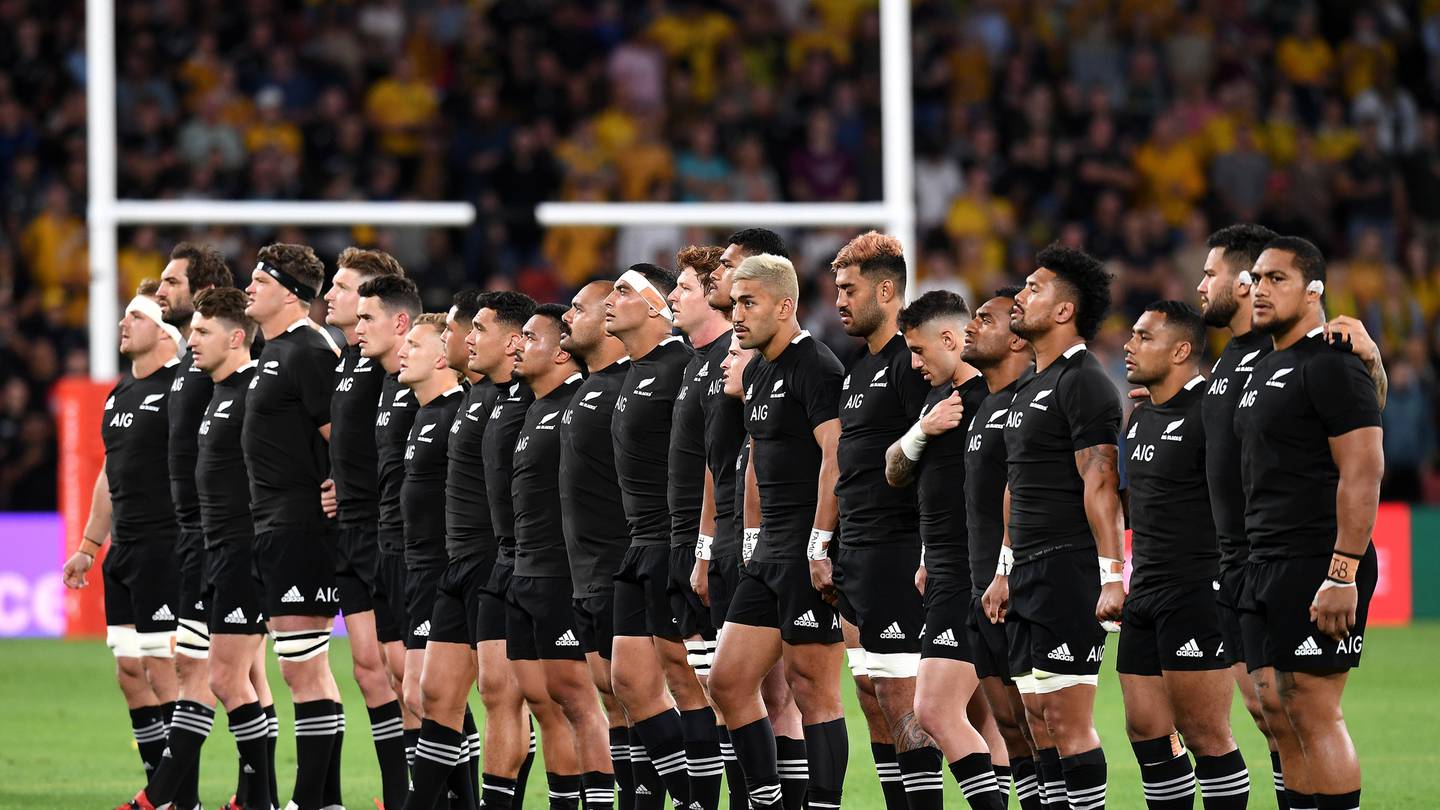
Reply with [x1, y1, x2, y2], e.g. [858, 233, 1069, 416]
[1123, 376, 1217, 592]
[1201, 329, 1270, 570]
[513, 374, 583, 578]
[612, 337, 693, 547]
[837, 333, 931, 549]
[329, 343, 385, 526]
[482, 378, 535, 563]
[963, 379, 1020, 591]
[698, 332, 745, 558]
[669, 336, 722, 548]
[103, 358, 181, 544]
[444, 379, 499, 561]
[1233, 329, 1382, 560]
[196, 363, 257, 547]
[375, 373, 417, 553]
[167, 349, 213, 535]
[742, 332, 844, 563]
[914, 375, 989, 581]
[401, 385, 464, 567]
[560, 358, 631, 595]
[1004, 344, 1121, 562]
[733, 437, 751, 558]
[242, 320, 338, 533]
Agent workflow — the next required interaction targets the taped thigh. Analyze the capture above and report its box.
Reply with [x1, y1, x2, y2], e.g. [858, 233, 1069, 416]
[846, 645, 869, 678]
[137, 629, 176, 658]
[176, 617, 211, 659]
[273, 627, 332, 662]
[865, 651, 920, 679]
[685, 638, 715, 677]
[106, 625, 142, 659]
[1030, 667, 1099, 694]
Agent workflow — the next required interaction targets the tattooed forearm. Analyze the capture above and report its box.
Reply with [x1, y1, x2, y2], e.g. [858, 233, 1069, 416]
[891, 712, 937, 753]
[1074, 443, 1118, 478]
[1367, 355, 1388, 410]
[884, 441, 919, 488]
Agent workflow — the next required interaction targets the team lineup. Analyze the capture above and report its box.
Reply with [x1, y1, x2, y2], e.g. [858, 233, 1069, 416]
[63, 225, 1387, 810]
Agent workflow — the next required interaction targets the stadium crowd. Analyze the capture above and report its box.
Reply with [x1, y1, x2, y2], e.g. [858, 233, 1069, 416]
[2, 0, 1440, 509]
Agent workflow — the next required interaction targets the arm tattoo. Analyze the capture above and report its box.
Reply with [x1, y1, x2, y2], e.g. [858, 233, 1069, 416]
[1075, 444, 1118, 477]
[885, 443, 919, 487]
[1367, 356, 1388, 410]
[890, 711, 937, 753]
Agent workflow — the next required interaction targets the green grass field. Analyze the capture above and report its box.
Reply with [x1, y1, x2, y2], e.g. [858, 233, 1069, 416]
[2, 624, 1437, 809]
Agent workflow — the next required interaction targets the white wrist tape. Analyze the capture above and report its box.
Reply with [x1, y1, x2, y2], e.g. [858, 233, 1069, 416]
[899, 421, 928, 461]
[1099, 557, 1125, 585]
[996, 545, 1014, 576]
[807, 529, 833, 561]
[742, 528, 760, 562]
[1317, 579, 1357, 594]
[696, 534, 714, 561]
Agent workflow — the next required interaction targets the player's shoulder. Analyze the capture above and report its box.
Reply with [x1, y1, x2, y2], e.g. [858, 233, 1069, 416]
[790, 331, 844, 374]
[1294, 330, 1366, 374]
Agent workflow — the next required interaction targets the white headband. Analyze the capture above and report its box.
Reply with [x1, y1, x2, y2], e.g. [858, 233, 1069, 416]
[126, 295, 184, 350]
[618, 269, 675, 323]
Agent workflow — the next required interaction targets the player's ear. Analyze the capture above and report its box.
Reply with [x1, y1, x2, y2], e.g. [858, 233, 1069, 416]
[1173, 338, 1193, 365]
[1054, 299, 1074, 327]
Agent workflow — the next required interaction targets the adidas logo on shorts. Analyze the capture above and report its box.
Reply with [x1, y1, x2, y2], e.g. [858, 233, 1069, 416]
[224, 608, 247, 624]
[194, 600, 204, 611]
[556, 630, 580, 647]
[932, 629, 959, 647]
[1047, 643, 1074, 662]
[1295, 636, 1323, 656]
[879, 622, 905, 640]
[635, 785, 652, 796]
[1176, 638, 1204, 658]
[414, 621, 431, 637]
[793, 611, 820, 629]
[281, 586, 304, 603]
[151, 604, 174, 621]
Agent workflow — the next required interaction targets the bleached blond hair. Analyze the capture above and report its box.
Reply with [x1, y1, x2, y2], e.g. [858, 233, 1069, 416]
[733, 253, 799, 302]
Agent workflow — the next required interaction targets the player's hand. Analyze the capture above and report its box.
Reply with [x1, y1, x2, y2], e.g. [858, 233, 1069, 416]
[914, 564, 927, 595]
[320, 478, 338, 519]
[1096, 581, 1125, 623]
[1127, 387, 1149, 400]
[1324, 315, 1378, 362]
[691, 559, 710, 607]
[919, 391, 965, 436]
[63, 551, 94, 589]
[809, 558, 837, 605]
[1310, 583, 1358, 641]
[982, 575, 1008, 623]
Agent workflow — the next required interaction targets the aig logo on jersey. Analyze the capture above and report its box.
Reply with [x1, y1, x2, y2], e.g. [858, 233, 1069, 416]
[843, 392, 864, 411]
[1028, 389, 1053, 411]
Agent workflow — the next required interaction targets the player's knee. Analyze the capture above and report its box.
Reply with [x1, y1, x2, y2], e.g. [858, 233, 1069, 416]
[353, 657, 394, 701]
[402, 675, 426, 720]
[912, 689, 948, 738]
[787, 672, 840, 718]
[1175, 722, 1234, 757]
[1124, 713, 1172, 743]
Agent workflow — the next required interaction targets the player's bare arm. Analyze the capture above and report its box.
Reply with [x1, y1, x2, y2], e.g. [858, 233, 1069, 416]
[807, 418, 841, 600]
[692, 466, 717, 605]
[1077, 443, 1126, 622]
[64, 468, 112, 588]
[1312, 426, 1384, 641]
[982, 485, 1012, 624]
[1324, 315, 1388, 409]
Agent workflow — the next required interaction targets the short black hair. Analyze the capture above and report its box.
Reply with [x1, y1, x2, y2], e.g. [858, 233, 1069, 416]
[1206, 223, 1278, 277]
[357, 274, 422, 320]
[452, 289, 485, 323]
[170, 242, 234, 291]
[897, 290, 970, 332]
[725, 228, 789, 259]
[627, 262, 679, 296]
[1036, 243, 1111, 340]
[1263, 235, 1326, 283]
[482, 291, 537, 332]
[532, 302, 571, 337]
[1143, 300, 1206, 358]
[994, 285, 1023, 299]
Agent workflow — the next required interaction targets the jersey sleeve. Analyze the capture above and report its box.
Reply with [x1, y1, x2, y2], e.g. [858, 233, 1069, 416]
[797, 353, 843, 429]
[1305, 350, 1383, 437]
[296, 345, 337, 427]
[1059, 364, 1121, 451]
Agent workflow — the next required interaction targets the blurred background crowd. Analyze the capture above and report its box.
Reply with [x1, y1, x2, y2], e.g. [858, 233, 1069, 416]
[2, 0, 1439, 509]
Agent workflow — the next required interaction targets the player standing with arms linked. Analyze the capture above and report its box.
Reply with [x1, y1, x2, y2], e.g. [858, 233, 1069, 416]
[709, 253, 848, 810]
[983, 244, 1123, 810]
[1235, 237, 1384, 810]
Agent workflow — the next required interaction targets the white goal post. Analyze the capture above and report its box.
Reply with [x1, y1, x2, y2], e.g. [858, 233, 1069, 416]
[85, 0, 913, 379]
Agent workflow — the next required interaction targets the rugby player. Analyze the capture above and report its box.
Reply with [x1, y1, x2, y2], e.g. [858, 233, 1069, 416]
[983, 244, 1123, 810]
[1234, 237, 1384, 810]
[396, 313, 469, 810]
[320, 247, 409, 809]
[242, 244, 344, 810]
[354, 274, 424, 795]
[664, 246, 731, 810]
[605, 262, 700, 809]
[558, 282, 652, 806]
[508, 305, 607, 810]
[1120, 301, 1248, 809]
[708, 253, 848, 810]
[64, 285, 182, 788]
[706, 229, 808, 809]
[830, 232, 945, 810]
[191, 288, 274, 810]
[884, 290, 1007, 810]
[452, 292, 544, 809]
[955, 289, 1045, 809]
[446, 290, 487, 385]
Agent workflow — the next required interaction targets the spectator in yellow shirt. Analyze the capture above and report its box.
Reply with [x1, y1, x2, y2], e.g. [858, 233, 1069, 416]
[1276, 10, 1334, 88]
[365, 59, 438, 158]
[20, 184, 88, 328]
[615, 117, 674, 202]
[1134, 112, 1206, 226]
[1339, 12, 1396, 99]
[944, 166, 1015, 273]
[643, 3, 736, 104]
[117, 227, 165, 302]
[244, 87, 302, 157]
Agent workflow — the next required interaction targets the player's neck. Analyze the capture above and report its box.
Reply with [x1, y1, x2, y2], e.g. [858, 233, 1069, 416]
[259, 306, 309, 340]
[485, 358, 517, 385]
[130, 345, 176, 378]
[339, 323, 360, 346]
[1147, 366, 1199, 406]
[619, 326, 666, 361]
[685, 313, 730, 349]
[864, 314, 900, 354]
[410, 372, 456, 406]
[530, 366, 578, 399]
[583, 339, 628, 372]
[949, 355, 980, 388]
[1227, 300, 1254, 337]
[760, 321, 803, 361]
[981, 352, 1030, 394]
[207, 350, 251, 383]
[1032, 330, 1084, 373]
[1271, 311, 1323, 351]
[459, 367, 483, 384]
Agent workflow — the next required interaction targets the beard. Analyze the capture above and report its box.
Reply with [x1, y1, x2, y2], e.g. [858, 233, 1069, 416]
[1201, 287, 1238, 328]
[1254, 307, 1300, 336]
[164, 302, 194, 327]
